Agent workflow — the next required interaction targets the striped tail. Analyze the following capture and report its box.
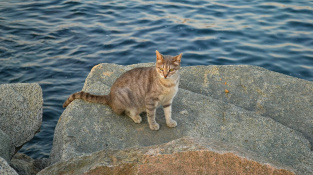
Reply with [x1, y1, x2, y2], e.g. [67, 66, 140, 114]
[63, 91, 109, 108]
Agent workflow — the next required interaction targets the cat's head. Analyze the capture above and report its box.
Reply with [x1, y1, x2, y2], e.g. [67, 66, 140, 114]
[155, 50, 182, 79]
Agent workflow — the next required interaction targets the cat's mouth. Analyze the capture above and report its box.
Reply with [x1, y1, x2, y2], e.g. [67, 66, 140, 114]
[161, 75, 172, 80]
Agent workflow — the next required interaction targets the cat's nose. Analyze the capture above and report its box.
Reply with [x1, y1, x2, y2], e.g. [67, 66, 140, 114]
[164, 73, 169, 78]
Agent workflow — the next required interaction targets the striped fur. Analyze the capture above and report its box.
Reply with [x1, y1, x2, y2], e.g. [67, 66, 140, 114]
[63, 91, 109, 108]
[63, 50, 182, 130]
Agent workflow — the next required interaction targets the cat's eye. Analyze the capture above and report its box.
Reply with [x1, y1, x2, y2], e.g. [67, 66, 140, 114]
[169, 68, 175, 72]
[159, 68, 164, 71]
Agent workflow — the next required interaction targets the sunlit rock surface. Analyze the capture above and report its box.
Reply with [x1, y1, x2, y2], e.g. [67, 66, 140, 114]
[49, 64, 313, 174]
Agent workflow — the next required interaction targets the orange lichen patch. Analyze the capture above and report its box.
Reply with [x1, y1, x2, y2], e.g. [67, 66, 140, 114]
[137, 151, 294, 175]
[225, 82, 227, 85]
[90, 64, 103, 72]
[58, 115, 62, 123]
[225, 89, 229, 93]
[103, 71, 114, 77]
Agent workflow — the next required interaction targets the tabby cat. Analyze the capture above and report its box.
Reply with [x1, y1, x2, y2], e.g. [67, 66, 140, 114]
[63, 50, 182, 130]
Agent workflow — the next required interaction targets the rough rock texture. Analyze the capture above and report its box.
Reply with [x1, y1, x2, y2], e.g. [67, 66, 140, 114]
[50, 63, 313, 174]
[10, 153, 49, 175]
[179, 65, 313, 149]
[0, 129, 13, 163]
[0, 156, 18, 175]
[0, 83, 43, 148]
[40, 138, 294, 175]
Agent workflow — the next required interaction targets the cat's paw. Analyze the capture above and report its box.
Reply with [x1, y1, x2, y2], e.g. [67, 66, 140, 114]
[149, 123, 160, 131]
[166, 120, 177, 128]
[131, 115, 142, 124]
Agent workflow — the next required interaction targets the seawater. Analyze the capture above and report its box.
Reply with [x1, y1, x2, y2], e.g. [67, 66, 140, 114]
[0, 0, 312, 159]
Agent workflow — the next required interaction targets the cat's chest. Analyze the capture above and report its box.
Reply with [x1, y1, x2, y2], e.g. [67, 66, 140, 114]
[159, 84, 178, 103]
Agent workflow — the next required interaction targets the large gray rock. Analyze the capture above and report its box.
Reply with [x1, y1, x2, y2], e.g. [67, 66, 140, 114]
[179, 65, 313, 148]
[0, 129, 13, 163]
[0, 83, 43, 148]
[50, 63, 313, 174]
[0, 156, 18, 175]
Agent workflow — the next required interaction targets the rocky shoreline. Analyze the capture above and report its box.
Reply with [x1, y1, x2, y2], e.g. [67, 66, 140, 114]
[0, 83, 46, 174]
[1, 64, 312, 174]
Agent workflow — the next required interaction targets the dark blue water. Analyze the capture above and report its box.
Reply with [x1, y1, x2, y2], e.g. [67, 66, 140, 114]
[1, 0, 312, 159]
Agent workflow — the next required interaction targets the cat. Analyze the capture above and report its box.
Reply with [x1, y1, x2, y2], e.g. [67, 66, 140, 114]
[63, 50, 182, 130]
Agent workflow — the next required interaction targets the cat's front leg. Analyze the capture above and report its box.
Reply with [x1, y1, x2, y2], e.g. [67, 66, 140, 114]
[145, 99, 160, 130]
[146, 108, 159, 130]
[163, 103, 177, 128]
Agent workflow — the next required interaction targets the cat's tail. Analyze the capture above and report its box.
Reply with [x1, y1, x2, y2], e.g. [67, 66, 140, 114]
[63, 91, 110, 108]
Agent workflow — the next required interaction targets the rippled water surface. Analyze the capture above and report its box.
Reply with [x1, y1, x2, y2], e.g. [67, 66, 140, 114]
[1, 0, 313, 158]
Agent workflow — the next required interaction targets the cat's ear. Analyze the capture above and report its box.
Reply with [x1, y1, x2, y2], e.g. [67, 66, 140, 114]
[172, 53, 183, 63]
[156, 50, 163, 62]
